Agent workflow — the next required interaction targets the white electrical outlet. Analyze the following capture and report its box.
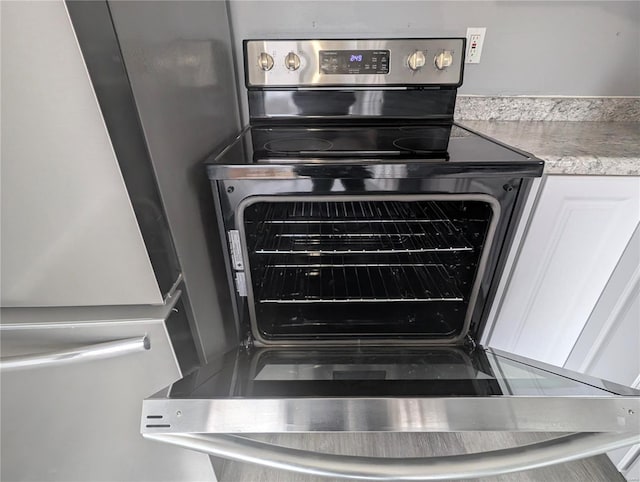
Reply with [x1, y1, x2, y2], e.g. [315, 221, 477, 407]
[465, 27, 486, 64]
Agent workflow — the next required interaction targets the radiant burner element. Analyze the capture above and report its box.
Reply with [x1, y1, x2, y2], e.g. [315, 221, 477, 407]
[393, 137, 448, 153]
[264, 138, 333, 153]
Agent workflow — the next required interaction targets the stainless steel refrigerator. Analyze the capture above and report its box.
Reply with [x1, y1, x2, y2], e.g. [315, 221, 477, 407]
[1, 1, 239, 480]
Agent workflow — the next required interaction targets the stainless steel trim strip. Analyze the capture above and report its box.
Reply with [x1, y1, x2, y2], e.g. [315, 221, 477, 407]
[141, 397, 640, 433]
[0, 336, 150, 371]
[144, 432, 640, 481]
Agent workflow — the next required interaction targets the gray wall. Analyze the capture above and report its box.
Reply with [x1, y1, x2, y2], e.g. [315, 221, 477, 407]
[108, 1, 241, 360]
[229, 0, 640, 121]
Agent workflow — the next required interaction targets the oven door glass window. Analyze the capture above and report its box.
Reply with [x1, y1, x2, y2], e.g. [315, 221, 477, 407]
[145, 345, 639, 434]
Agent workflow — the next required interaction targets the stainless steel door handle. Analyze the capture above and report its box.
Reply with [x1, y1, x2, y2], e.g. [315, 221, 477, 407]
[145, 432, 640, 481]
[0, 336, 150, 371]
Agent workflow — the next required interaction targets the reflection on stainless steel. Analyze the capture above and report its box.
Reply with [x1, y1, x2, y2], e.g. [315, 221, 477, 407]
[142, 397, 640, 434]
[145, 432, 640, 481]
[0, 336, 150, 371]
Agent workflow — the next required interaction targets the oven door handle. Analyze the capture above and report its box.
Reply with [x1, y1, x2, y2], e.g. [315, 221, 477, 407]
[144, 432, 639, 481]
[0, 336, 150, 371]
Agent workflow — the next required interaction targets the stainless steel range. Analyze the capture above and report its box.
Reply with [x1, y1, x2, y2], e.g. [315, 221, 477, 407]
[142, 38, 640, 480]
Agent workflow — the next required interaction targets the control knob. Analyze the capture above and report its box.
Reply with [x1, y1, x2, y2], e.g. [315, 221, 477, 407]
[285, 52, 301, 71]
[407, 50, 426, 71]
[258, 52, 274, 71]
[434, 51, 454, 70]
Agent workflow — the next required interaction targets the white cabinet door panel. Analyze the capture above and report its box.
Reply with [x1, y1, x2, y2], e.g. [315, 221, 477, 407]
[565, 225, 640, 382]
[565, 224, 640, 480]
[489, 176, 640, 367]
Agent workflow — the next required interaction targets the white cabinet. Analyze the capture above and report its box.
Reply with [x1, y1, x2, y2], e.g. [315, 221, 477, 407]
[565, 224, 640, 386]
[565, 224, 640, 480]
[487, 175, 640, 481]
[487, 175, 640, 367]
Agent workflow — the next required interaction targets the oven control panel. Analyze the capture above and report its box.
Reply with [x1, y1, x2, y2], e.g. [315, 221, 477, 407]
[319, 50, 390, 75]
[245, 39, 464, 88]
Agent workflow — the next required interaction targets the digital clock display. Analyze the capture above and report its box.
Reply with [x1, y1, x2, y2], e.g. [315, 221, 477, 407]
[320, 50, 389, 75]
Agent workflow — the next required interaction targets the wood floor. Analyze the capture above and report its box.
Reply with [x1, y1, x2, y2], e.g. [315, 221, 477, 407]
[212, 433, 625, 481]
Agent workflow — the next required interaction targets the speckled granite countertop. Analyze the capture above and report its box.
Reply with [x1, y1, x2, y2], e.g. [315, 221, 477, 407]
[458, 121, 640, 176]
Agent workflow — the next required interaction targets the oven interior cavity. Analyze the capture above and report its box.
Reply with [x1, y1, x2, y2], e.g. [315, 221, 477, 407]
[241, 198, 493, 341]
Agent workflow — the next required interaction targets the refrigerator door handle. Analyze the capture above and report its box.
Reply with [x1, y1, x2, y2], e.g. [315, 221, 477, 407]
[144, 432, 640, 481]
[0, 336, 150, 371]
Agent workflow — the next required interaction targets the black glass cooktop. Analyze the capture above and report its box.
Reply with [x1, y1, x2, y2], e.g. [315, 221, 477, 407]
[254, 124, 453, 159]
[210, 123, 539, 166]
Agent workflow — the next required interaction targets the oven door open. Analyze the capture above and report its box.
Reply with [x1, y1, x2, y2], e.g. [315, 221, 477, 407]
[142, 345, 640, 480]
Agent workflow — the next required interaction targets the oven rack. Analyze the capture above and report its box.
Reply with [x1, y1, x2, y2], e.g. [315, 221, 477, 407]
[253, 223, 473, 254]
[249, 201, 475, 254]
[256, 201, 459, 225]
[257, 264, 464, 303]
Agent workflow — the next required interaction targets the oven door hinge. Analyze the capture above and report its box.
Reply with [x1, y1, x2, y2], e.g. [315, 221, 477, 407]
[464, 334, 477, 352]
[228, 230, 245, 271]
